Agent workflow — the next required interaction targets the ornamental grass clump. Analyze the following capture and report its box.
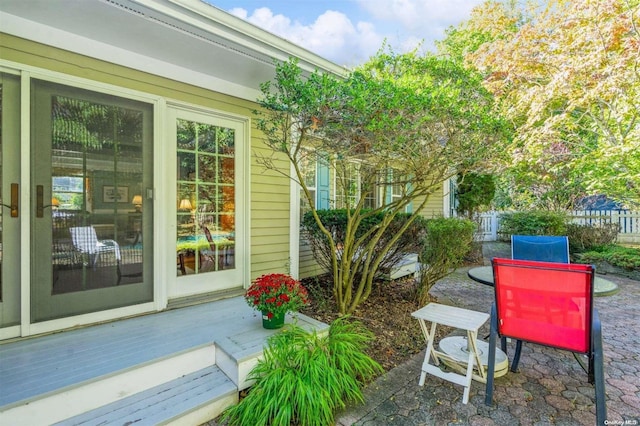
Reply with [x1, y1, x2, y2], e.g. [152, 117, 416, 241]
[220, 317, 383, 426]
[245, 273, 309, 319]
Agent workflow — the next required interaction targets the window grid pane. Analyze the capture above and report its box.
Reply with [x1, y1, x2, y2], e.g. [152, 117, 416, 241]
[177, 119, 235, 276]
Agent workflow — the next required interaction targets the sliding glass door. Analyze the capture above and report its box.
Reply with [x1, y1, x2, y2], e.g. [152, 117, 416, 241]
[0, 72, 21, 332]
[30, 79, 154, 322]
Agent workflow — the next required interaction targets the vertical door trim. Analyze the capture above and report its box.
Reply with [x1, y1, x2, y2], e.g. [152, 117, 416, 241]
[19, 70, 31, 337]
[153, 98, 168, 311]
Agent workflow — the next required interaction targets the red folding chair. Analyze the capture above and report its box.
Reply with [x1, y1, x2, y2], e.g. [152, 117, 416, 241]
[485, 258, 606, 425]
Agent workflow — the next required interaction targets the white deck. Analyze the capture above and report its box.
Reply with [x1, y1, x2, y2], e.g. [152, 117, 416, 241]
[0, 296, 328, 423]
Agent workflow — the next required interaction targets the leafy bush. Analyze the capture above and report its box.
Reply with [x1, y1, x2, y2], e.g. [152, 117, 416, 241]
[455, 172, 496, 218]
[498, 210, 567, 240]
[302, 209, 427, 284]
[417, 217, 477, 305]
[566, 223, 620, 252]
[575, 244, 640, 270]
[221, 317, 383, 426]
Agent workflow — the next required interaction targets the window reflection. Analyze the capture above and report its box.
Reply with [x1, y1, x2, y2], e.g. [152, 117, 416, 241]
[50, 95, 146, 294]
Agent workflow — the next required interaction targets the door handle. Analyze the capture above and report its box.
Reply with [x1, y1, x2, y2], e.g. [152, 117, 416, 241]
[0, 183, 19, 217]
[37, 184, 59, 218]
[37, 184, 44, 218]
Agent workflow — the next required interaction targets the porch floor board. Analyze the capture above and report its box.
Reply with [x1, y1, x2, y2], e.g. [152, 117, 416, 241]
[0, 296, 296, 409]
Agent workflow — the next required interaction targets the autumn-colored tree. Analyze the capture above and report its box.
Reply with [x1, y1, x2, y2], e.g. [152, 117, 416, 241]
[458, 0, 640, 207]
[440, 0, 640, 208]
[255, 55, 508, 314]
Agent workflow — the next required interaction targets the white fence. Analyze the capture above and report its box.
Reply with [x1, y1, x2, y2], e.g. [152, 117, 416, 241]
[477, 210, 640, 244]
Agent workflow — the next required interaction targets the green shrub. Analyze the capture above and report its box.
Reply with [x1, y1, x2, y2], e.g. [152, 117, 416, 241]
[220, 317, 383, 426]
[302, 209, 427, 284]
[498, 210, 567, 240]
[455, 172, 496, 218]
[566, 223, 620, 252]
[575, 244, 640, 270]
[417, 217, 477, 305]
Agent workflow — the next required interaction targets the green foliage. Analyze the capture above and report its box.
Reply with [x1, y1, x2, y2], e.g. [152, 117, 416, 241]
[575, 244, 640, 270]
[417, 217, 477, 305]
[455, 172, 496, 217]
[220, 317, 383, 426]
[255, 55, 508, 314]
[566, 223, 620, 253]
[302, 209, 428, 286]
[498, 211, 567, 240]
[451, 0, 640, 207]
[494, 161, 590, 211]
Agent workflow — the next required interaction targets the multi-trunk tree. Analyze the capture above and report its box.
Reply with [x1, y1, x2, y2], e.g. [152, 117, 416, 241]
[255, 52, 508, 314]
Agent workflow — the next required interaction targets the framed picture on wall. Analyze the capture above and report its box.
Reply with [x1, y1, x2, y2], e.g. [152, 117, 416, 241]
[103, 186, 129, 203]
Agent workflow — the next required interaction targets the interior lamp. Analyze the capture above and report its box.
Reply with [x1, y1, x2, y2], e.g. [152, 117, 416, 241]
[179, 198, 193, 211]
[132, 195, 143, 212]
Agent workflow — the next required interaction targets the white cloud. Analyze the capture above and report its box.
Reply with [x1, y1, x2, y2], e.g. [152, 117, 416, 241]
[227, 1, 483, 66]
[228, 7, 384, 66]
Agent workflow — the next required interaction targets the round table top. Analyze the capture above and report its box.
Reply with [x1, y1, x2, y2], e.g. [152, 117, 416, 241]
[467, 265, 619, 297]
[438, 336, 508, 382]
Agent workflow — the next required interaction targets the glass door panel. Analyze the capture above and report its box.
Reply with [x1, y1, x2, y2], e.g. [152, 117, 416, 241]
[31, 79, 154, 322]
[176, 119, 235, 276]
[0, 73, 21, 331]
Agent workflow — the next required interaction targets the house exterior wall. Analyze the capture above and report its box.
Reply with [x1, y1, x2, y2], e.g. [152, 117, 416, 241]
[299, 239, 326, 279]
[1, 34, 290, 285]
[413, 185, 448, 219]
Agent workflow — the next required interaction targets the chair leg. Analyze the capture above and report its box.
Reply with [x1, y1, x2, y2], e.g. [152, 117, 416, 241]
[178, 253, 186, 275]
[592, 309, 607, 425]
[485, 303, 498, 406]
[511, 340, 523, 372]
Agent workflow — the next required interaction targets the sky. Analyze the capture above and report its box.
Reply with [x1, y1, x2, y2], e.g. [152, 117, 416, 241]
[205, 0, 485, 67]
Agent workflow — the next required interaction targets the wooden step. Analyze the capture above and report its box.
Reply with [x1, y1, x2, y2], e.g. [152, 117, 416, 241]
[0, 344, 220, 425]
[216, 313, 329, 390]
[53, 365, 236, 426]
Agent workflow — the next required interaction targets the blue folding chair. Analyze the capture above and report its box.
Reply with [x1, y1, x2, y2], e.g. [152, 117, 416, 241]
[511, 235, 569, 263]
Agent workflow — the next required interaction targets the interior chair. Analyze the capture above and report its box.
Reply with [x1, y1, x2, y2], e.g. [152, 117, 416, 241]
[203, 226, 225, 270]
[177, 253, 187, 275]
[70, 226, 121, 275]
[511, 235, 570, 263]
[486, 258, 606, 425]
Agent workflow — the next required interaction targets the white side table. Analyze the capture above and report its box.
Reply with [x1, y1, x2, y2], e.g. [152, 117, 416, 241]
[412, 303, 490, 404]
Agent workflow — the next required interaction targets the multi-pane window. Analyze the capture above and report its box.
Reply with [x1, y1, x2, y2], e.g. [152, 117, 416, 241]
[176, 119, 235, 275]
[334, 162, 359, 209]
[299, 152, 317, 217]
[361, 165, 380, 209]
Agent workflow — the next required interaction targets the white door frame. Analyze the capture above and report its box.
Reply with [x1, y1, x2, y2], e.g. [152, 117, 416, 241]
[1, 61, 163, 339]
[165, 102, 250, 299]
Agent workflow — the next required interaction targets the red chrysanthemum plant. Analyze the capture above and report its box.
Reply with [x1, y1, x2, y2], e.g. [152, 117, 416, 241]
[245, 273, 309, 319]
